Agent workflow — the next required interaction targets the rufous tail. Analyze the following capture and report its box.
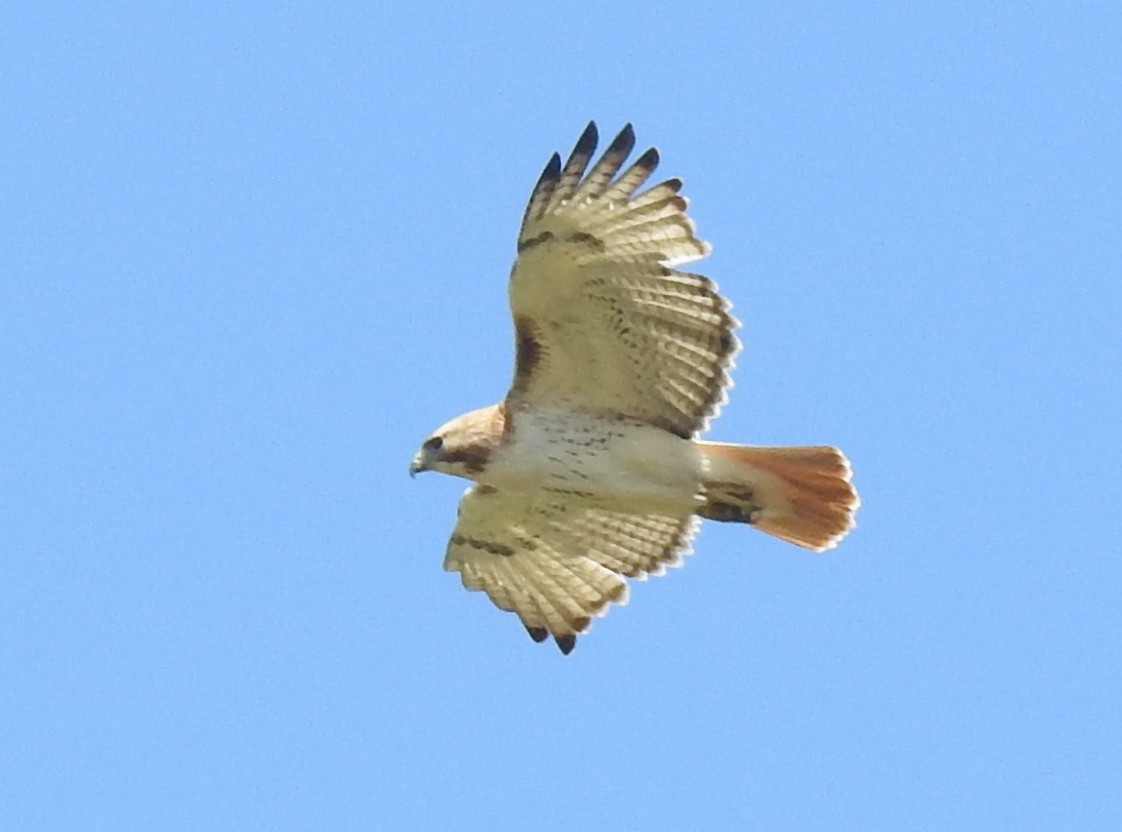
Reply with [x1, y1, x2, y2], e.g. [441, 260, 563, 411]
[697, 442, 859, 551]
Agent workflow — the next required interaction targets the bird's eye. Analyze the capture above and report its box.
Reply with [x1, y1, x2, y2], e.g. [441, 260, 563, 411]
[423, 436, 444, 452]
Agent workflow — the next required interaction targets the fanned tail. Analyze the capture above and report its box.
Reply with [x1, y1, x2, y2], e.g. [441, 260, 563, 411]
[698, 442, 859, 551]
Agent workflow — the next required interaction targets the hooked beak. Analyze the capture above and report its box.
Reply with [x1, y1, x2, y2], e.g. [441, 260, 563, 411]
[409, 452, 428, 479]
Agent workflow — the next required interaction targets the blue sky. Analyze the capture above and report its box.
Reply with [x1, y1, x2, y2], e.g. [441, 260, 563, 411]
[3, 2, 1120, 830]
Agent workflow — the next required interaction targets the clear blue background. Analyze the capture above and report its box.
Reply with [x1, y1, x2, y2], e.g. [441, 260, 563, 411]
[3, 2, 1120, 830]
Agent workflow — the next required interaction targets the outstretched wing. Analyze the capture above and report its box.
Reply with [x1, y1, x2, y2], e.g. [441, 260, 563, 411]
[507, 122, 740, 439]
[444, 485, 699, 654]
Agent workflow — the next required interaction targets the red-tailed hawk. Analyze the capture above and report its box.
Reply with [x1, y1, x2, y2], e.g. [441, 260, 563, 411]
[411, 123, 859, 653]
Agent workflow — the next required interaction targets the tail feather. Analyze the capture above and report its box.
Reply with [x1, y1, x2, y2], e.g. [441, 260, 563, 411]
[698, 442, 859, 551]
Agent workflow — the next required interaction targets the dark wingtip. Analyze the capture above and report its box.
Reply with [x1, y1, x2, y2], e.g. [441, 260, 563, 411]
[634, 146, 660, 175]
[539, 152, 562, 185]
[604, 123, 636, 159]
[554, 634, 577, 655]
[573, 121, 598, 159]
[525, 624, 549, 643]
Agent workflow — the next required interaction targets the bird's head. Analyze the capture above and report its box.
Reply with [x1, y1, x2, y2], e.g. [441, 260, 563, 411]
[410, 404, 506, 481]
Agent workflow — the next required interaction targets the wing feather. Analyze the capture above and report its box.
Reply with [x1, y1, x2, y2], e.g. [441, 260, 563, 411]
[519, 152, 562, 232]
[544, 121, 598, 212]
[444, 486, 697, 652]
[600, 146, 660, 203]
[571, 123, 635, 202]
[508, 124, 739, 438]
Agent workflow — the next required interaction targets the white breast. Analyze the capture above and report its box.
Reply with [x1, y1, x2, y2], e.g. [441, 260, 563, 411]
[483, 408, 704, 507]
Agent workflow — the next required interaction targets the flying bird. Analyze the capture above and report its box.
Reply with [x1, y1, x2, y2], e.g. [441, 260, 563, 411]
[410, 123, 859, 654]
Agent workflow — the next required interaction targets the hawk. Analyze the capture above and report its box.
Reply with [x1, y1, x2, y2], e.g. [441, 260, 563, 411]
[410, 123, 859, 653]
